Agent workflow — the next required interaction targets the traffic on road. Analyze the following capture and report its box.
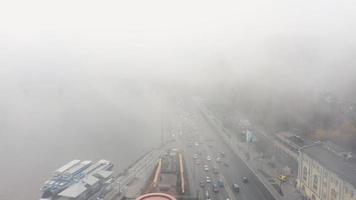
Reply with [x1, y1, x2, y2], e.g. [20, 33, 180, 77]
[168, 101, 275, 200]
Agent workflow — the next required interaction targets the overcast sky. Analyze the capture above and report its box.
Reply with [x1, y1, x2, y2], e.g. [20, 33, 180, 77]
[1, 0, 356, 92]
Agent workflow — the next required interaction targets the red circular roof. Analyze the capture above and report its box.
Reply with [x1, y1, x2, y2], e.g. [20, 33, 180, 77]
[136, 193, 176, 200]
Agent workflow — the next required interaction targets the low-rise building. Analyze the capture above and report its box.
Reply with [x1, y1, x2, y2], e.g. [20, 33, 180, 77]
[297, 141, 356, 200]
[40, 159, 114, 200]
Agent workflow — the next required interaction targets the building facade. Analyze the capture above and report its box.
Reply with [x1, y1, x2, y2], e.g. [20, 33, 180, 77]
[297, 142, 356, 200]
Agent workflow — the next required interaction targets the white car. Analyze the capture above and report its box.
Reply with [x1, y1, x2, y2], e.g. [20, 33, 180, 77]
[205, 190, 210, 200]
[204, 165, 209, 171]
[206, 156, 211, 161]
[213, 166, 219, 174]
[206, 176, 211, 183]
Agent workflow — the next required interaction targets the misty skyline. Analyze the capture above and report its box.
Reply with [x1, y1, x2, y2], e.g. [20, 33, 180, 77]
[1, 0, 356, 199]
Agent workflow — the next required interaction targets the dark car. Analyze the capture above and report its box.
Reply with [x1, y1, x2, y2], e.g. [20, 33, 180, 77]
[200, 180, 205, 188]
[233, 184, 240, 192]
[217, 179, 224, 188]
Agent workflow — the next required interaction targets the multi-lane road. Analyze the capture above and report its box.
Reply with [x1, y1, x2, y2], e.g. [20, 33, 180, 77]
[168, 100, 275, 200]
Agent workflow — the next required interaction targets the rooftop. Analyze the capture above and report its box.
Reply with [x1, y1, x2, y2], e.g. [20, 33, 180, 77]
[323, 140, 352, 157]
[55, 160, 80, 175]
[58, 182, 87, 198]
[65, 160, 92, 175]
[276, 132, 311, 147]
[94, 170, 113, 179]
[288, 135, 307, 147]
[82, 175, 99, 186]
[301, 142, 356, 188]
[41, 159, 114, 199]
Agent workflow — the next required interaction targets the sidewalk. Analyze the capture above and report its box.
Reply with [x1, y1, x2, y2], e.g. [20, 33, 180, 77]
[239, 143, 303, 200]
[106, 148, 162, 200]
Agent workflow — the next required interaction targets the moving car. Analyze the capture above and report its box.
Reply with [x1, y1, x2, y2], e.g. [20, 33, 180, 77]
[217, 179, 224, 187]
[204, 165, 209, 171]
[200, 180, 205, 188]
[233, 184, 240, 192]
[242, 176, 248, 183]
[206, 155, 211, 161]
[213, 166, 219, 174]
[205, 190, 210, 200]
[193, 154, 198, 159]
[277, 175, 288, 182]
[206, 176, 211, 183]
[213, 184, 219, 193]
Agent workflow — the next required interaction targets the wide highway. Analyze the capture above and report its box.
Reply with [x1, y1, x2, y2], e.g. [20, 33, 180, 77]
[169, 100, 275, 200]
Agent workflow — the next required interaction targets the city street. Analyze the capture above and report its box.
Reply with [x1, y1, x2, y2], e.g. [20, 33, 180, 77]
[167, 100, 275, 200]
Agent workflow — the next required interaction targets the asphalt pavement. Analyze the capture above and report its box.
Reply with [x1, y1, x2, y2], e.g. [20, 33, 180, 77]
[168, 101, 275, 200]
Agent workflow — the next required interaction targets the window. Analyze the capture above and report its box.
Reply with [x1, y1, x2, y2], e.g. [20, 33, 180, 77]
[303, 166, 308, 181]
[313, 175, 319, 190]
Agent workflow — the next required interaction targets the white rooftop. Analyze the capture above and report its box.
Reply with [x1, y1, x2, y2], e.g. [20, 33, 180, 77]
[94, 170, 113, 179]
[58, 182, 87, 198]
[82, 175, 99, 186]
[55, 160, 80, 174]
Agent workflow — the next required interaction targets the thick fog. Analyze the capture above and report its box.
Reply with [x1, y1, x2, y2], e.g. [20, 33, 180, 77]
[1, 0, 356, 199]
